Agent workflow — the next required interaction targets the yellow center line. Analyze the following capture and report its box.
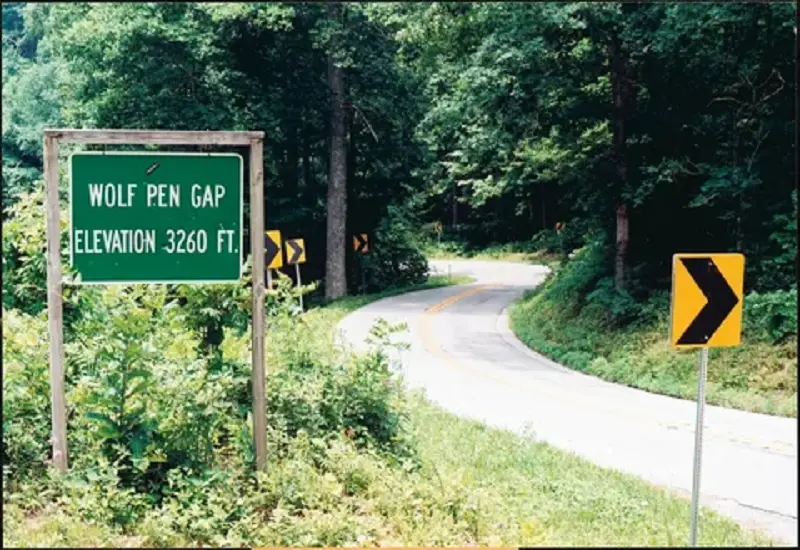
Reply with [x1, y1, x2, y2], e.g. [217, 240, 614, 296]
[419, 285, 796, 456]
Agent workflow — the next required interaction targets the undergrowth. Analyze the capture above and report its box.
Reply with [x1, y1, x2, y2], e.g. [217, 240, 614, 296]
[2, 248, 774, 545]
[510, 240, 797, 417]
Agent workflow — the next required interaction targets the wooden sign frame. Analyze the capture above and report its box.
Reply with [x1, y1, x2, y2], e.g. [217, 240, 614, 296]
[42, 129, 268, 472]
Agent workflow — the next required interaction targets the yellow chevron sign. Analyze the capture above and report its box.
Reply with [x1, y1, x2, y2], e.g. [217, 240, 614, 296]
[353, 233, 368, 253]
[286, 238, 306, 264]
[670, 253, 744, 348]
[265, 230, 283, 269]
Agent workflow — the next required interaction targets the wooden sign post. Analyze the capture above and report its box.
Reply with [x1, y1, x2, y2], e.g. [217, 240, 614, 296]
[43, 129, 268, 472]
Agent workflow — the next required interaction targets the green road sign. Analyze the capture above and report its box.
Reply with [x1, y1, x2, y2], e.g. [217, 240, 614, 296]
[69, 152, 243, 284]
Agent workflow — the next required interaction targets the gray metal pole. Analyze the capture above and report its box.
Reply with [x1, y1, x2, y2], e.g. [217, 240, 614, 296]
[689, 346, 709, 546]
[295, 263, 303, 311]
[266, 268, 272, 291]
[360, 256, 366, 293]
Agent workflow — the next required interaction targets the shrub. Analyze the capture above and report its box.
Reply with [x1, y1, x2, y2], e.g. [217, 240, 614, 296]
[64, 285, 242, 496]
[3, 274, 416, 542]
[1, 189, 100, 338]
[264, 319, 414, 460]
[532, 235, 609, 318]
[422, 238, 469, 258]
[529, 219, 589, 258]
[743, 287, 797, 344]
[355, 205, 429, 294]
[585, 277, 640, 327]
[2, 308, 52, 484]
[2, 189, 54, 316]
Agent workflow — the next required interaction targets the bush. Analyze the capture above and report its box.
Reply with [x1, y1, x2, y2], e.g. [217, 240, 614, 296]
[422, 238, 469, 258]
[529, 229, 562, 254]
[62, 285, 242, 496]
[585, 277, 640, 327]
[2, 189, 53, 316]
[355, 205, 429, 294]
[532, 235, 609, 318]
[1, 189, 100, 339]
[744, 287, 798, 344]
[2, 308, 52, 485]
[3, 267, 414, 519]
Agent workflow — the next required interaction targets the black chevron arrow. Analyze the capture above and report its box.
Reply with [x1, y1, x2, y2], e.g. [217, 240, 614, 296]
[677, 257, 739, 345]
[287, 240, 303, 264]
[265, 233, 280, 267]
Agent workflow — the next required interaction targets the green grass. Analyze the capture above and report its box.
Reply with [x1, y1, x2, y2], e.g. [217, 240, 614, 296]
[2, 271, 776, 546]
[510, 277, 797, 418]
[411, 397, 773, 546]
[4, 406, 772, 547]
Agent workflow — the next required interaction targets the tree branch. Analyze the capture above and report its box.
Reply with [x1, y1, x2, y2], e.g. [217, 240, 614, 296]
[707, 96, 745, 108]
[350, 102, 379, 142]
[756, 70, 785, 106]
[746, 124, 769, 173]
[680, 158, 703, 176]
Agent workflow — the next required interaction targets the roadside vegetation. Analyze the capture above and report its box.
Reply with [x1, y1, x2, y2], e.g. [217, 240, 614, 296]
[2, 1, 794, 546]
[3, 260, 772, 547]
[510, 237, 797, 417]
[423, 237, 562, 269]
[424, 230, 797, 417]
[405, 1, 796, 419]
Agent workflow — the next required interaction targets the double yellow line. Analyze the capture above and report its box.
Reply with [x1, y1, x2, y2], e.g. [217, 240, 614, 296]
[419, 285, 796, 456]
[425, 283, 498, 315]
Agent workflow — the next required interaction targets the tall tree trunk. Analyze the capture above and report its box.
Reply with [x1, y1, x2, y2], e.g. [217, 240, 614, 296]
[541, 200, 546, 231]
[347, 107, 356, 197]
[451, 180, 458, 228]
[615, 203, 629, 286]
[610, 35, 630, 291]
[540, 185, 547, 230]
[286, 122, 299, 197]
[325, 3, 347, 300]
[302, 116, 312, 189]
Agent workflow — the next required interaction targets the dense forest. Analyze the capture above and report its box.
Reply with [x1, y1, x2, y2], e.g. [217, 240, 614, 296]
[2, 2, 796, 546]
[4, 2, 796, 303]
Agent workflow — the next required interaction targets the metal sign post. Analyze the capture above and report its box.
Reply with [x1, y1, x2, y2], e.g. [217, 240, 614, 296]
[361, 256, 367, 293]
[689, 346, 709, 546]
[295, 263, 303, 310]
[669, 253, 744, 547]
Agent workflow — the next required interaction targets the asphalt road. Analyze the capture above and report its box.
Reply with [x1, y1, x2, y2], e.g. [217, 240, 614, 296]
[337, 259, 798, 545]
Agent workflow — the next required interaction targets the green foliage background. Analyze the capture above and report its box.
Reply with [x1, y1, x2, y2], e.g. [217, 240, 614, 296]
[1, 1, 795, 545]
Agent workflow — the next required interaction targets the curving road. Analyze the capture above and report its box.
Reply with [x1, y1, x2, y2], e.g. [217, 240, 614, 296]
[337, 259, 798, 545]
